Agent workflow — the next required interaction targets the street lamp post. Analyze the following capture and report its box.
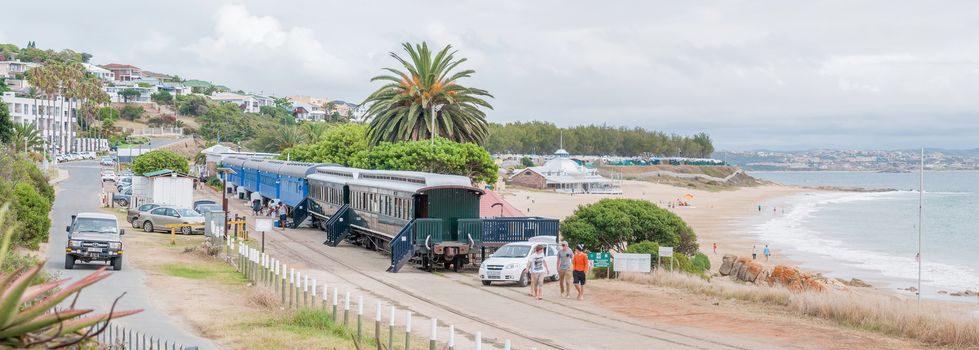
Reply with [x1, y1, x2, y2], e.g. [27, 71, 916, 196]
[217, 168, 236, 213]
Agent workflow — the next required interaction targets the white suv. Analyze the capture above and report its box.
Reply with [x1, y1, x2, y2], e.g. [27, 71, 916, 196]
[100, 170, 117, 182]
[478, 236, 559, 286]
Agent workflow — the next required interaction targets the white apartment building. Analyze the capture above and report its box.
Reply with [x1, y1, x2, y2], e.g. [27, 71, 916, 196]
[83, 63, 114, 81]
[2, 91, 88, 154]
[209, 92, 260, 113]
[103, 85, 157, 103]
[0, 60, 40, 78]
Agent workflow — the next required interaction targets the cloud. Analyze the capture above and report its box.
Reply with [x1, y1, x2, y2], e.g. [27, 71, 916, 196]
[184, 4, 354, 92]
[135, 30, 171, 54]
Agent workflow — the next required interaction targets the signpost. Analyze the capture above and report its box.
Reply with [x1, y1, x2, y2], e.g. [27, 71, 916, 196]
[613, 253, 652, 273]
[658, 246, 674, 271]
[255, 218, 273, 253]
[588, 252, 612, 279]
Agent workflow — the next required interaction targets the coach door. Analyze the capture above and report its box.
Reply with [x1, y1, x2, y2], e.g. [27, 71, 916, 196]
[413, 194, 429, 219]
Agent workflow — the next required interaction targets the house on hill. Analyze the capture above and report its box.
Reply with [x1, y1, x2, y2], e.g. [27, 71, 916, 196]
[100, 63, 142, 82]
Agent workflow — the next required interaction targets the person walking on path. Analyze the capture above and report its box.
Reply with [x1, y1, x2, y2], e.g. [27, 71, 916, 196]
[713, 242, 717, 255]
[556, 241, 574, 298]
[572, 244, 590, 301]
[752, 245, 758, 260]
[526, 244, 550, 301]
[277, 203, 288, 230]
[763, 244, 771, 261]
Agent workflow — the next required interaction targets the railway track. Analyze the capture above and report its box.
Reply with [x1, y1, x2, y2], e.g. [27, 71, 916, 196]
[264, 231, 765, 350]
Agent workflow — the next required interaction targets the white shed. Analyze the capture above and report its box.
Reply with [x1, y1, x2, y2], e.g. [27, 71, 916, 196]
[143, 170, 194, 209]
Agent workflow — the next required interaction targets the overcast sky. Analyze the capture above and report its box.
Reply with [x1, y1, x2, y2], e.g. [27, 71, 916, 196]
[4, 1, 979, 151]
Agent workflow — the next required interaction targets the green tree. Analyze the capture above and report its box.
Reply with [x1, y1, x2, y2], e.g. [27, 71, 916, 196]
[131, 149, 189, 175]
[177, 94, 210, 116]
[118, 88, 141, 103]
[363, 42, 493, 146]
[520, 156, 534, 168]
[119, 105, 145, 121]
[280, 123, 369, 165]
[250, 125, 304, 153]
[561, 199, 699, 254]
[197, 103, 253, 142]
[0, 102, 12, 144]
[151, 90, 173, 105]
[350, 138, 499, 184]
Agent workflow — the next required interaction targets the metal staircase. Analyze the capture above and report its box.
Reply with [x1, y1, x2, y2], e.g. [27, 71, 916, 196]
[387, 220, 415, 273]
[323, 204, 351, 246]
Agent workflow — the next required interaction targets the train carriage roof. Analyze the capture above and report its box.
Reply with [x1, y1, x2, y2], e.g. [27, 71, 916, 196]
[249, 160, 321, 178]
[221, 156, 250, 167]
[310, 165, 482, 194]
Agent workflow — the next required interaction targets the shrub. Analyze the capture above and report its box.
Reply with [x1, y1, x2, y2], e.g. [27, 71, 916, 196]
[11, 183, 51, 249]
[120, 105, 145, 121]
[131, 149, 189, 175]
[692, 252, 711, 272]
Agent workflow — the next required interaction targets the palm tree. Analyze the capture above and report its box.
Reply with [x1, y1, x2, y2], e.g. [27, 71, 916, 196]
[362, 42, 493, 146]
[10, 122, 43, 153]
[299, 122, 329, 143]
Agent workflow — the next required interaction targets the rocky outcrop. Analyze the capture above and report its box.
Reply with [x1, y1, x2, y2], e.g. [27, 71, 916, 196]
[717, 255, 825, 293]
[839, 278, 872, 288]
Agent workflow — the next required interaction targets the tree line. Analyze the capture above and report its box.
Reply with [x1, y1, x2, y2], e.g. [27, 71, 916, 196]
[483, 121, 714, 158]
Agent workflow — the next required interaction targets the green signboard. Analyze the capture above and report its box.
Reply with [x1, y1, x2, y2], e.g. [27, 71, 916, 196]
[588, 252, 611, 268]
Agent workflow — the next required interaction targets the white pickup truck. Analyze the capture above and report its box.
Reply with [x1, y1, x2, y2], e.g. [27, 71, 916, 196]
[65, 212, 125, 270]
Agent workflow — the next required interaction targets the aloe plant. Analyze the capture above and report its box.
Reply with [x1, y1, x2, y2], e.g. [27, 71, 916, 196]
[0, 203, 141, 348]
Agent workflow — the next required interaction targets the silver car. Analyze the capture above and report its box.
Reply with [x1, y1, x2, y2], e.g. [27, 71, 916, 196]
[138, 206, 205, 235]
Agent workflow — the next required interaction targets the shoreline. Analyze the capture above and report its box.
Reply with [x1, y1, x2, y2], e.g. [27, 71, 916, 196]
[505, 180, 979, 312]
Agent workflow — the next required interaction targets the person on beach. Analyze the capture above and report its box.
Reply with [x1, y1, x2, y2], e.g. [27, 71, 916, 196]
[758, 205, 762, 212]
[713, 242, 717, 254]
[752, 245, 758, 260]
[277, 203, 288, 230]
[556, 241, 574, 298]
[572, 244, 590, 300]
[764, 244, 771, 261]
[526, 244, 550, 300]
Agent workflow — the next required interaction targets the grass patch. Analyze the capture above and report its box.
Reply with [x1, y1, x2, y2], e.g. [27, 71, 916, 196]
[162, 262, 247, 284]
[236, 309, 376, 350]
[620, 271, 979, 348]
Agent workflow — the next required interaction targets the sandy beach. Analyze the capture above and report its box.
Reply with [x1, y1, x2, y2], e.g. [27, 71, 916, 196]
[503, 180, 807, 269]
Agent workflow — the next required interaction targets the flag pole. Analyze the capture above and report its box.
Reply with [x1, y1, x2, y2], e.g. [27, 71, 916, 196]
[918, 148, 923, 304]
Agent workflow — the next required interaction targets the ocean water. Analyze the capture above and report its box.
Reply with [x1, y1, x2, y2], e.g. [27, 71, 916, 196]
[747, 171, 979, 299]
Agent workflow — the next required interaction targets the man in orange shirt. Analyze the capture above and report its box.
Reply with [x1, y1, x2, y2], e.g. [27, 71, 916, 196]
[572, 244, 591, 300]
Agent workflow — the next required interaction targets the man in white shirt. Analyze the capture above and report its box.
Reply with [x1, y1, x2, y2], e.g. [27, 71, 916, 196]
[526, 244, 550, 300]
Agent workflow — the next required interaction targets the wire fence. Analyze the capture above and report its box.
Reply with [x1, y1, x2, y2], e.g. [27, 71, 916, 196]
[225, 233, 534, 350]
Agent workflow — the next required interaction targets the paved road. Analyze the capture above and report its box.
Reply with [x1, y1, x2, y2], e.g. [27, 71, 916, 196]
[46, 161, 215, 349]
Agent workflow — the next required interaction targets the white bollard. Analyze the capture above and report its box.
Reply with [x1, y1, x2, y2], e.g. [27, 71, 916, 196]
[504, 339, 511, 350]
[311, 278, 317, 305]
[449, 325, 455, 349]
[475, 331, 481, 350]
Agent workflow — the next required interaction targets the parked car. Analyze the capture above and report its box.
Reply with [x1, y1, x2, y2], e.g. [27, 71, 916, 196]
[478, 236, 559, 286]
[100, 170, 117, 182]
[65, 212, 124, 271]
[116, 177, 133, 190]
[193, 200, 217, 213]
[83, 151, 97, 159]
[100, 157, 114, 166]
[195, 203, 223, 214]
[127, 203, 161, 228]
[138, 206, 205, 235]
[112, 187, 132, 207]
